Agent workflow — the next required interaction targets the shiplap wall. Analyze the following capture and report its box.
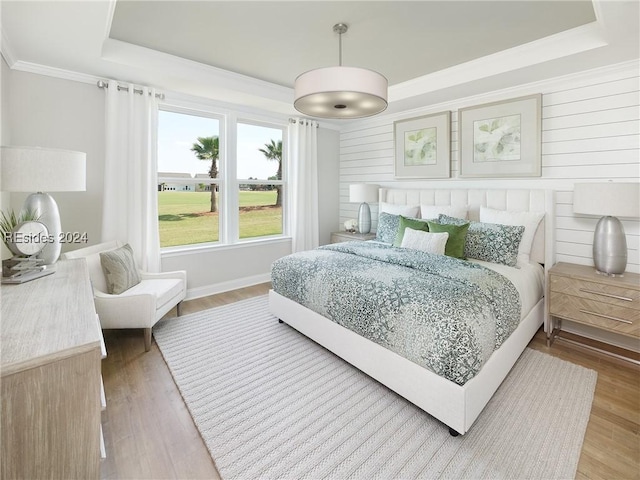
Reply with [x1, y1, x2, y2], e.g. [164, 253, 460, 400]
[339, 61, 640, 274]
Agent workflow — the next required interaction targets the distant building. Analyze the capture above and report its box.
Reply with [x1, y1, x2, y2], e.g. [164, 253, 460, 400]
[158, 172, 194, 191]
[195, 174, 213, 192]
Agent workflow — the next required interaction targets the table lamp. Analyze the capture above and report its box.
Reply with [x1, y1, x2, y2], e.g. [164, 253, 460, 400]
[573, 182, 639, 276]
[1, 146, 86, 264]
[349, 183, 378, 234]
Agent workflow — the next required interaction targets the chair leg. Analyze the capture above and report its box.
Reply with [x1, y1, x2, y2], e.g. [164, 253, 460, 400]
[144, 328, 152, 352]
[177, 301, 183, 317]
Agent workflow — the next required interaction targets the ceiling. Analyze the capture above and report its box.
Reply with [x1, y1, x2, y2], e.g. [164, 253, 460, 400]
[109, 1, 596, 88]
[1, 1, 639, 121]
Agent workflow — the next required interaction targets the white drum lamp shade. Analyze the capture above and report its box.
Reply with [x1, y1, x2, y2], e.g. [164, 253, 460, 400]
[1, 146, 86, 264]
[573, 182, 640, 276]
[294, 66, 388, 119]
[349, 183, 379, 234]
[294, 23, 388, 119]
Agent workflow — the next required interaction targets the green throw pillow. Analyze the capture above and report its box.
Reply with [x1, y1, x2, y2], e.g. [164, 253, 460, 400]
[426, 221, 470, 259]
[100, 243, 141, 294]
[393, 216, 430, 247]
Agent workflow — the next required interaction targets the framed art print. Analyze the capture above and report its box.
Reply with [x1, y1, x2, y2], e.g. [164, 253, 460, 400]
[394, 111, 450, 179]
[458, 94, 541, 178]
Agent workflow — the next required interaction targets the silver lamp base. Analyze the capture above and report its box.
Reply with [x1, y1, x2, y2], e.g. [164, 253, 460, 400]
[23, 192, 62, 265]
[357, 202, 372, 234]
[593, 215, 627, 276]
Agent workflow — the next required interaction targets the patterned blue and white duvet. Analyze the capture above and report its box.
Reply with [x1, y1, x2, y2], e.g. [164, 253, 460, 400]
[271, 241, 521, 385]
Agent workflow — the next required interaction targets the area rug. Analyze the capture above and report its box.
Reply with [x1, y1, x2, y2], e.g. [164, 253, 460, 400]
[154, 295, 597, 480]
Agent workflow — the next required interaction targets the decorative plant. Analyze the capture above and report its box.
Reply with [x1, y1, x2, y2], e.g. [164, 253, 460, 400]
[0, 208, 41, 254]
[344, 219, 358, 233]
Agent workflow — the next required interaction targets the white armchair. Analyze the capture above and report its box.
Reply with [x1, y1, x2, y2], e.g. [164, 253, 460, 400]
[62, 241, 186, 351]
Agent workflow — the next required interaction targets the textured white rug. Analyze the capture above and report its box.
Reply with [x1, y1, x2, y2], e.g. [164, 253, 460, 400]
[154, 295, 597, 480]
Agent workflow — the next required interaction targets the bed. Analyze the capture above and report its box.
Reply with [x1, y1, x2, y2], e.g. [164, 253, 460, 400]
[269, 188, 555, 435]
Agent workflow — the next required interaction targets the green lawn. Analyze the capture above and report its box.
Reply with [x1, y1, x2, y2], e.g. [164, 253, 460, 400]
[158, 191, 282, 247]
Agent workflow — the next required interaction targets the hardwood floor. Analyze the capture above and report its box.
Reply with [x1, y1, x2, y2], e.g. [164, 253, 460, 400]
[100, 284, 639, 479]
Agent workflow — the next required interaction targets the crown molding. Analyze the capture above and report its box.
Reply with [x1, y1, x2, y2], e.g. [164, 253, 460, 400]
[390, 21, 607, 103]
[101, 38, 293, 105]
[8, 60, 101, 85]
[1, 28, 16, 67]
[343, 59, 640, 132]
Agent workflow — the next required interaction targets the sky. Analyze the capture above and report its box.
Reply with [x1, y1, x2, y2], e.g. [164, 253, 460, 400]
[158, 110, 283, 179]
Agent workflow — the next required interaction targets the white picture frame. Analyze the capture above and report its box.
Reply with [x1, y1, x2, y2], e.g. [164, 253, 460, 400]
[394, 111, 451, 179]
[458, 94, 541, 178]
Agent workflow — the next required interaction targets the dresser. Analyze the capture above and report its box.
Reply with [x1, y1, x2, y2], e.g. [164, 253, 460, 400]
[1, 259, 103, 479]
[547, 262, 640, 344]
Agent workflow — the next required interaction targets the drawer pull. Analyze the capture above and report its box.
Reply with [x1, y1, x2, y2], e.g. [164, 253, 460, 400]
[579, 309, 633, 325]
[578, 288, 633, 302]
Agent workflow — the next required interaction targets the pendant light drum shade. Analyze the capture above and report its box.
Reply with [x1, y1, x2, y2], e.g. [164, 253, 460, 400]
[294, 66, 388, 119]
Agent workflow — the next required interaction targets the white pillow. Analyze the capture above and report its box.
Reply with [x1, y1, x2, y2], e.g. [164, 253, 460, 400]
[400, 228, 449, 255]
[480, 206, 544, 265]
[379, 201, 420, 218]
[420, 205, 468, 220]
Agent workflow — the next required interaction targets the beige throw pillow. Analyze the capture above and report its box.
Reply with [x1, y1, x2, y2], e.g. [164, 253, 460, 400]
[100, 243, 141, 294]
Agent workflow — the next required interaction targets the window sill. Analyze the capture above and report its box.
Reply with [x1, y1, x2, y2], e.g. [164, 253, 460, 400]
[160, 236, 292, 258]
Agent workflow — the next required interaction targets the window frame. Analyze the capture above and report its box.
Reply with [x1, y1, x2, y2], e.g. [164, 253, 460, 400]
[234, 118, 287, 243]
[156, 104, 289, 253]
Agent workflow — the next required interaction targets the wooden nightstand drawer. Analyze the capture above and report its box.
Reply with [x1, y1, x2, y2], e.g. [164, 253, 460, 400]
[549, 291, 640, 338]
[549, 275, 640, 310]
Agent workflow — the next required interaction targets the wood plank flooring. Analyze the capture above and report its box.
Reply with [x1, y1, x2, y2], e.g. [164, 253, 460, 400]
[100, 284, 639, 479]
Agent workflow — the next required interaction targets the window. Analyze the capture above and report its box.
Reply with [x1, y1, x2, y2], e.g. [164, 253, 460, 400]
[237, 122, 284, 240]
[158, 109, 222, 248]
[157, 108, 287, 249]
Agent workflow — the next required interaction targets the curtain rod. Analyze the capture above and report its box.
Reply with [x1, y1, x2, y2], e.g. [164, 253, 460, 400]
[289, 118, 319, 128]
[97, 80, 165, 100]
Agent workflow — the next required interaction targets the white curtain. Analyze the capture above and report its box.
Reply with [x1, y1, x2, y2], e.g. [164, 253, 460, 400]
[102, 80, 161, 272]
[287, 118, 319, 253]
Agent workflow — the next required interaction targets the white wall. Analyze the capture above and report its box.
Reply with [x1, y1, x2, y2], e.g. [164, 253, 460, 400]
[5, 68, 105, 256]
[317, 127, 341, 245]
[2, 67, 341, 297]
[339, 61, 640, 276]
[1, 57, 11, 259]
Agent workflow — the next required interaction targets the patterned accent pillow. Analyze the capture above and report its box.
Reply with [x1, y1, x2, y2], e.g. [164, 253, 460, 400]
[393, 215, 431, 247]
[438, 214, 525, 267]
[426, 220, 470, 259]
[100, 243, 141, 294]
[437, 214, 468, 226]
[376, 212, 401, 244]
[480, 207, 544, 265]
[400, 228, 449, 255]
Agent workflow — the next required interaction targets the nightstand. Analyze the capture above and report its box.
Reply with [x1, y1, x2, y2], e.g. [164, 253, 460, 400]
[547, 262, 640, 347]
[330, 231, 376, 243]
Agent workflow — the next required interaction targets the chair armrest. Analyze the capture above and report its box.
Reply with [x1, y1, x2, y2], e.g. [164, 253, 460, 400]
[139, 270, 187, 284]
[94, 290, 157, 329]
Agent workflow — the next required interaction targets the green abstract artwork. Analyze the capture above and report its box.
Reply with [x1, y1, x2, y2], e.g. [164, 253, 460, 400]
[404, 127, 437, 166]
[473, 114, 521, 163]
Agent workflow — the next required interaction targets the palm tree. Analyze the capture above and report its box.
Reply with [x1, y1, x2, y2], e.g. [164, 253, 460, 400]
[258, 139, 283, 207]
[191, 136, 219, 212]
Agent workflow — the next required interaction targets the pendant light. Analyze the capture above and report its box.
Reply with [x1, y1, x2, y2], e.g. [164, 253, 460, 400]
[294, 23, 388, 119]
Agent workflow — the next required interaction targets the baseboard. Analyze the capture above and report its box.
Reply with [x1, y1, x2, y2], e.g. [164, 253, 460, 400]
[185, 273, 271, 300]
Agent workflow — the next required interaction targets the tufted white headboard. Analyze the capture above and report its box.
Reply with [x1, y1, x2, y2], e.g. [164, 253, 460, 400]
[379, 188, 555, 266]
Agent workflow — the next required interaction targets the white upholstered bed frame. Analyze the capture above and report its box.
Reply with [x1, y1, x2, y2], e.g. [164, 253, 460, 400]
[269, 188, 555, 435]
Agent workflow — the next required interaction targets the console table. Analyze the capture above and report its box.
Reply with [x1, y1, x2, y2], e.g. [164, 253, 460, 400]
[1, 259, 103, 479]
